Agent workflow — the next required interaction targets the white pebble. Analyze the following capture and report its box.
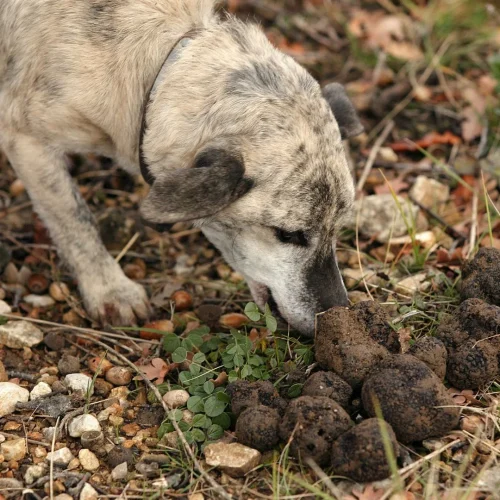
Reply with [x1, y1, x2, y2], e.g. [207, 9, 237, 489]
[0, 382, 30, 417]
[68, 414, 101, 438]
[23, 294, 56, 307]
[162, 389, 189, 408]
[30, 381, 52, 400]
[46, 447, 75, 466]
[65, 373, 94, 395]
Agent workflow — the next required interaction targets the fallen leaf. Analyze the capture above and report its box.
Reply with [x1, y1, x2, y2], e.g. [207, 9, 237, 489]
[345, 485, 385, 500]
[390, 131, 461, 152]
[135, 357, 171, 385]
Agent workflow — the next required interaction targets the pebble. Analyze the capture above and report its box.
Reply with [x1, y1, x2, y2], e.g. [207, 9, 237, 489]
[43, 331, 66, 350]
[1, 437, 26, 461]
[25, 464, 47, 484]
[68, 414, 101, 438]
[46, 447, 75, 466]
[204, 442, 261, 477]
[30, 381, 52, 400]
[65, 373, 94, 395]
[58, 354, 81, 375]
[107, 445, 134, 468]
[0, 320, 44, 348]
[107, 386, 129, 406]
[105, 366, 132, 386]
[0, 382, 30, 417]
[80, 483, 99, 500]
[394, 273, 431, 296]
[78, 449, 100, 471]
[55, 495, 74, 500]
[163, 389, 190, 408]
[0, 299, 12, 314]
[409, 175, 449, 209]
[49, 282, 70, 302]
[0, 361, 8, 382]
[23, 294, 55, 307]
[0, 478, 23, 498]
[111, 461, 129, 480]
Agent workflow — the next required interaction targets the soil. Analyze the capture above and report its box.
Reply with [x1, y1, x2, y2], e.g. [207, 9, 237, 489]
[301, 371, 352, 409]
[235, 405, 280, 452]
[330, 418, 399, 482]
[279, 396, 353, 466]
[226, 380, 288, 417]
[361, 355, 460, 443]
[408, 337, 448, 380]
[461, 248, 500, 306]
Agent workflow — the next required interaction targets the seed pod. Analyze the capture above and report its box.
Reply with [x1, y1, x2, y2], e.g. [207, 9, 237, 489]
[49, 282, 70, 302]
[171, 290, 193, 311]
[220, 313, 249, 329]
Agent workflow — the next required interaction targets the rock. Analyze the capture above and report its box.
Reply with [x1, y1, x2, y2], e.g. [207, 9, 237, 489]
[55, 495, 74, 500]
[107, 446, 135, 468]
[0, 320, 44, 348]
[23, 294, 55, 307]
[1, 437, 26, 461]
[0, 360, 6, 382]
[162, 389, 190, 408]
[409, 176, 449, 209]
[25, 464, 47, 484]
[137, 405, 165, 427]
[93, 378, 113, 397]
[68, 414, 101, 438]
[30, 381, 52, 400]
[408, 337, 447, 379]
[80, 483, 99, 500]
[361, 355, 460, 443]
[65, 373, 93, 395]
[58, 354, 81, 375]
[105, 366, 133, 386]
[160, 431, 180, 449]
[135, 461, 160, 478]
[43, 331, 66, 350]
[279, 396, 353, 465]
[79, 449, 100, 471]
[204, 442, 261, 477]
[226, 380, 288, 417]
[394, 273, 431, 295]
[0, 300, 12, 314]
[108, 386, 129, 406]
[46, 447, 75, 466]
[330, 418, 400, 482]
[0, 382, 30, 417]
[355, 194, 425, 243]
[461, 248, 500, 306]
[348, 290, 371, 304]
[111, 461, 129, 480]
[0, 478, 23, 498]
[315, 302, 399, 388]
[235, 406, 280, 452]
[342, 268, 383, 289]
[302, 371, 352, 409]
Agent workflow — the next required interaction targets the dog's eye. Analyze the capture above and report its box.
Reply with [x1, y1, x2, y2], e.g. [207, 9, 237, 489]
[275, 229, 308, 246]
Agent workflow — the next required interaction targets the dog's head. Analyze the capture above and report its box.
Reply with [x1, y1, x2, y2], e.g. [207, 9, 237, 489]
[140, 22, 362, 336]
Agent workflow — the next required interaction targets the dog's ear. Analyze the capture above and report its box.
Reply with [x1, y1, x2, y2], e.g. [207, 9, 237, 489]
[140, 148, 253, 224]
[322, 82, 364, 139]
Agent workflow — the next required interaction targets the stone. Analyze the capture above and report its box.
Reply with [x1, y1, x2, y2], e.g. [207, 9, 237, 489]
[0, 320, 44, 348]
[80, 483, 99, 500]
[354, 194, 425, 243]
[107, 446, 134, 468]
[23, 294, 56, 307]
[25, 464, 47, 484]
[111, 461, 129, 481]
[46, 447, 74, 466]
[30, 381, 52, 400]
[1, 437, 26, 461]
[68, 414, 101, 438]
[409, 175, 449, 209]
[0, 478, 23, 498]
[0, 382, 30, 417]
[162, 389, 190, 408]
[78, 449, 100, 471]
[394, 273, 431, 295]
[65, 373, 93, 395]
[204, 442, 261, 477]
[105, 366, 132, 386]
[0, 300, 12, 314]
[58, 354, 81, 375]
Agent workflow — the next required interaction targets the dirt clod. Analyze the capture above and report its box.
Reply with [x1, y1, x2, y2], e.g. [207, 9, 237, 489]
[57, 354, 81, 375]
[302, 371, 352, 409]
[235, 405, 280, 451]
[279, 396, 352, 465]
[361, 355, 460, 443]
[461, 248, 500, 306]
[227, 380, 288, 417]
[107, 446, 135, 468]
[330, 418, 399, 482]
[408, 337, 447, 379]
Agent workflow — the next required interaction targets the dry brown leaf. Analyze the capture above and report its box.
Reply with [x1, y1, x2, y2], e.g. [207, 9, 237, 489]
[390, 131, 461, 152]
[135, 357, 171, 385]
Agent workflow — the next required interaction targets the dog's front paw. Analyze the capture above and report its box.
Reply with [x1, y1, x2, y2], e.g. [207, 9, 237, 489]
[79, 272, 150, 326]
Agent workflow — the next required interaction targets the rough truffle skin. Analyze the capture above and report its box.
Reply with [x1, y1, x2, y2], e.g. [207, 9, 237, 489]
[461, 248, 500, 306]
[446, 341, 498, 390]
[227, 380, 288, 417]
[330, 418, 399, 482]
[235, 405, 280, 452]
[408, 337, 448, 380]
[279, 396, 352, 466]
[361, 355, 460, 443]
[302, 371, 352, 409]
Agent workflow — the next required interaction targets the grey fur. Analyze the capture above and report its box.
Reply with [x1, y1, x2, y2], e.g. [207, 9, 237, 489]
[0, 0, 361, 335]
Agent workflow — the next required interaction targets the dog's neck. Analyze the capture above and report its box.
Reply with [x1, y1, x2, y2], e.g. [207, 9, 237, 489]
[139, 34, 194, 185]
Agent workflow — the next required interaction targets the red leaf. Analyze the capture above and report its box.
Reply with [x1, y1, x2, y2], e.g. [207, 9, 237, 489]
[390, 131, 461, 152]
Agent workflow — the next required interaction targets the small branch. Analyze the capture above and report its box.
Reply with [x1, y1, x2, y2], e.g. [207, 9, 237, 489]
[305, 457, 343, 499]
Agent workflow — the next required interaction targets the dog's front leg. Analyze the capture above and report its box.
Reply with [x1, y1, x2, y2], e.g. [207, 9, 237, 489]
[4, 133, 150, 325]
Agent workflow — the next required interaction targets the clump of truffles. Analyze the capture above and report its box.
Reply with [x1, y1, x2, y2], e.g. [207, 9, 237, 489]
[461, 248, 500, 306]
[227, 380, 287, 417]
[408, 337, 448, 380]
[446, 341, 498, 390]
[235, 405, 280, 452]
[361, 355, 459, 443]
[279, 396, 352, 465]
[302, 371, 352, 409]
[315, 302, 397, 388]
[330, 418, 399, 482]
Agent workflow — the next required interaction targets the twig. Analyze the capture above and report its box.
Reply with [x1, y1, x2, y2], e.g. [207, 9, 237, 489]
[115, 231, 140, 263]
[467, 188, 479, 258]
[356, 120, 394, 193]
[305, 458, 343, 500]
[50, 417, 60, 500]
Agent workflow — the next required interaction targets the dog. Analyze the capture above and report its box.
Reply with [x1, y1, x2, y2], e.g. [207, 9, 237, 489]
[0, 0, 362, 336]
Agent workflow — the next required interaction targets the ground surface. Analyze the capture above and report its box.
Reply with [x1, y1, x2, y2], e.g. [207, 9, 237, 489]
[1, 0, 500, 499]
